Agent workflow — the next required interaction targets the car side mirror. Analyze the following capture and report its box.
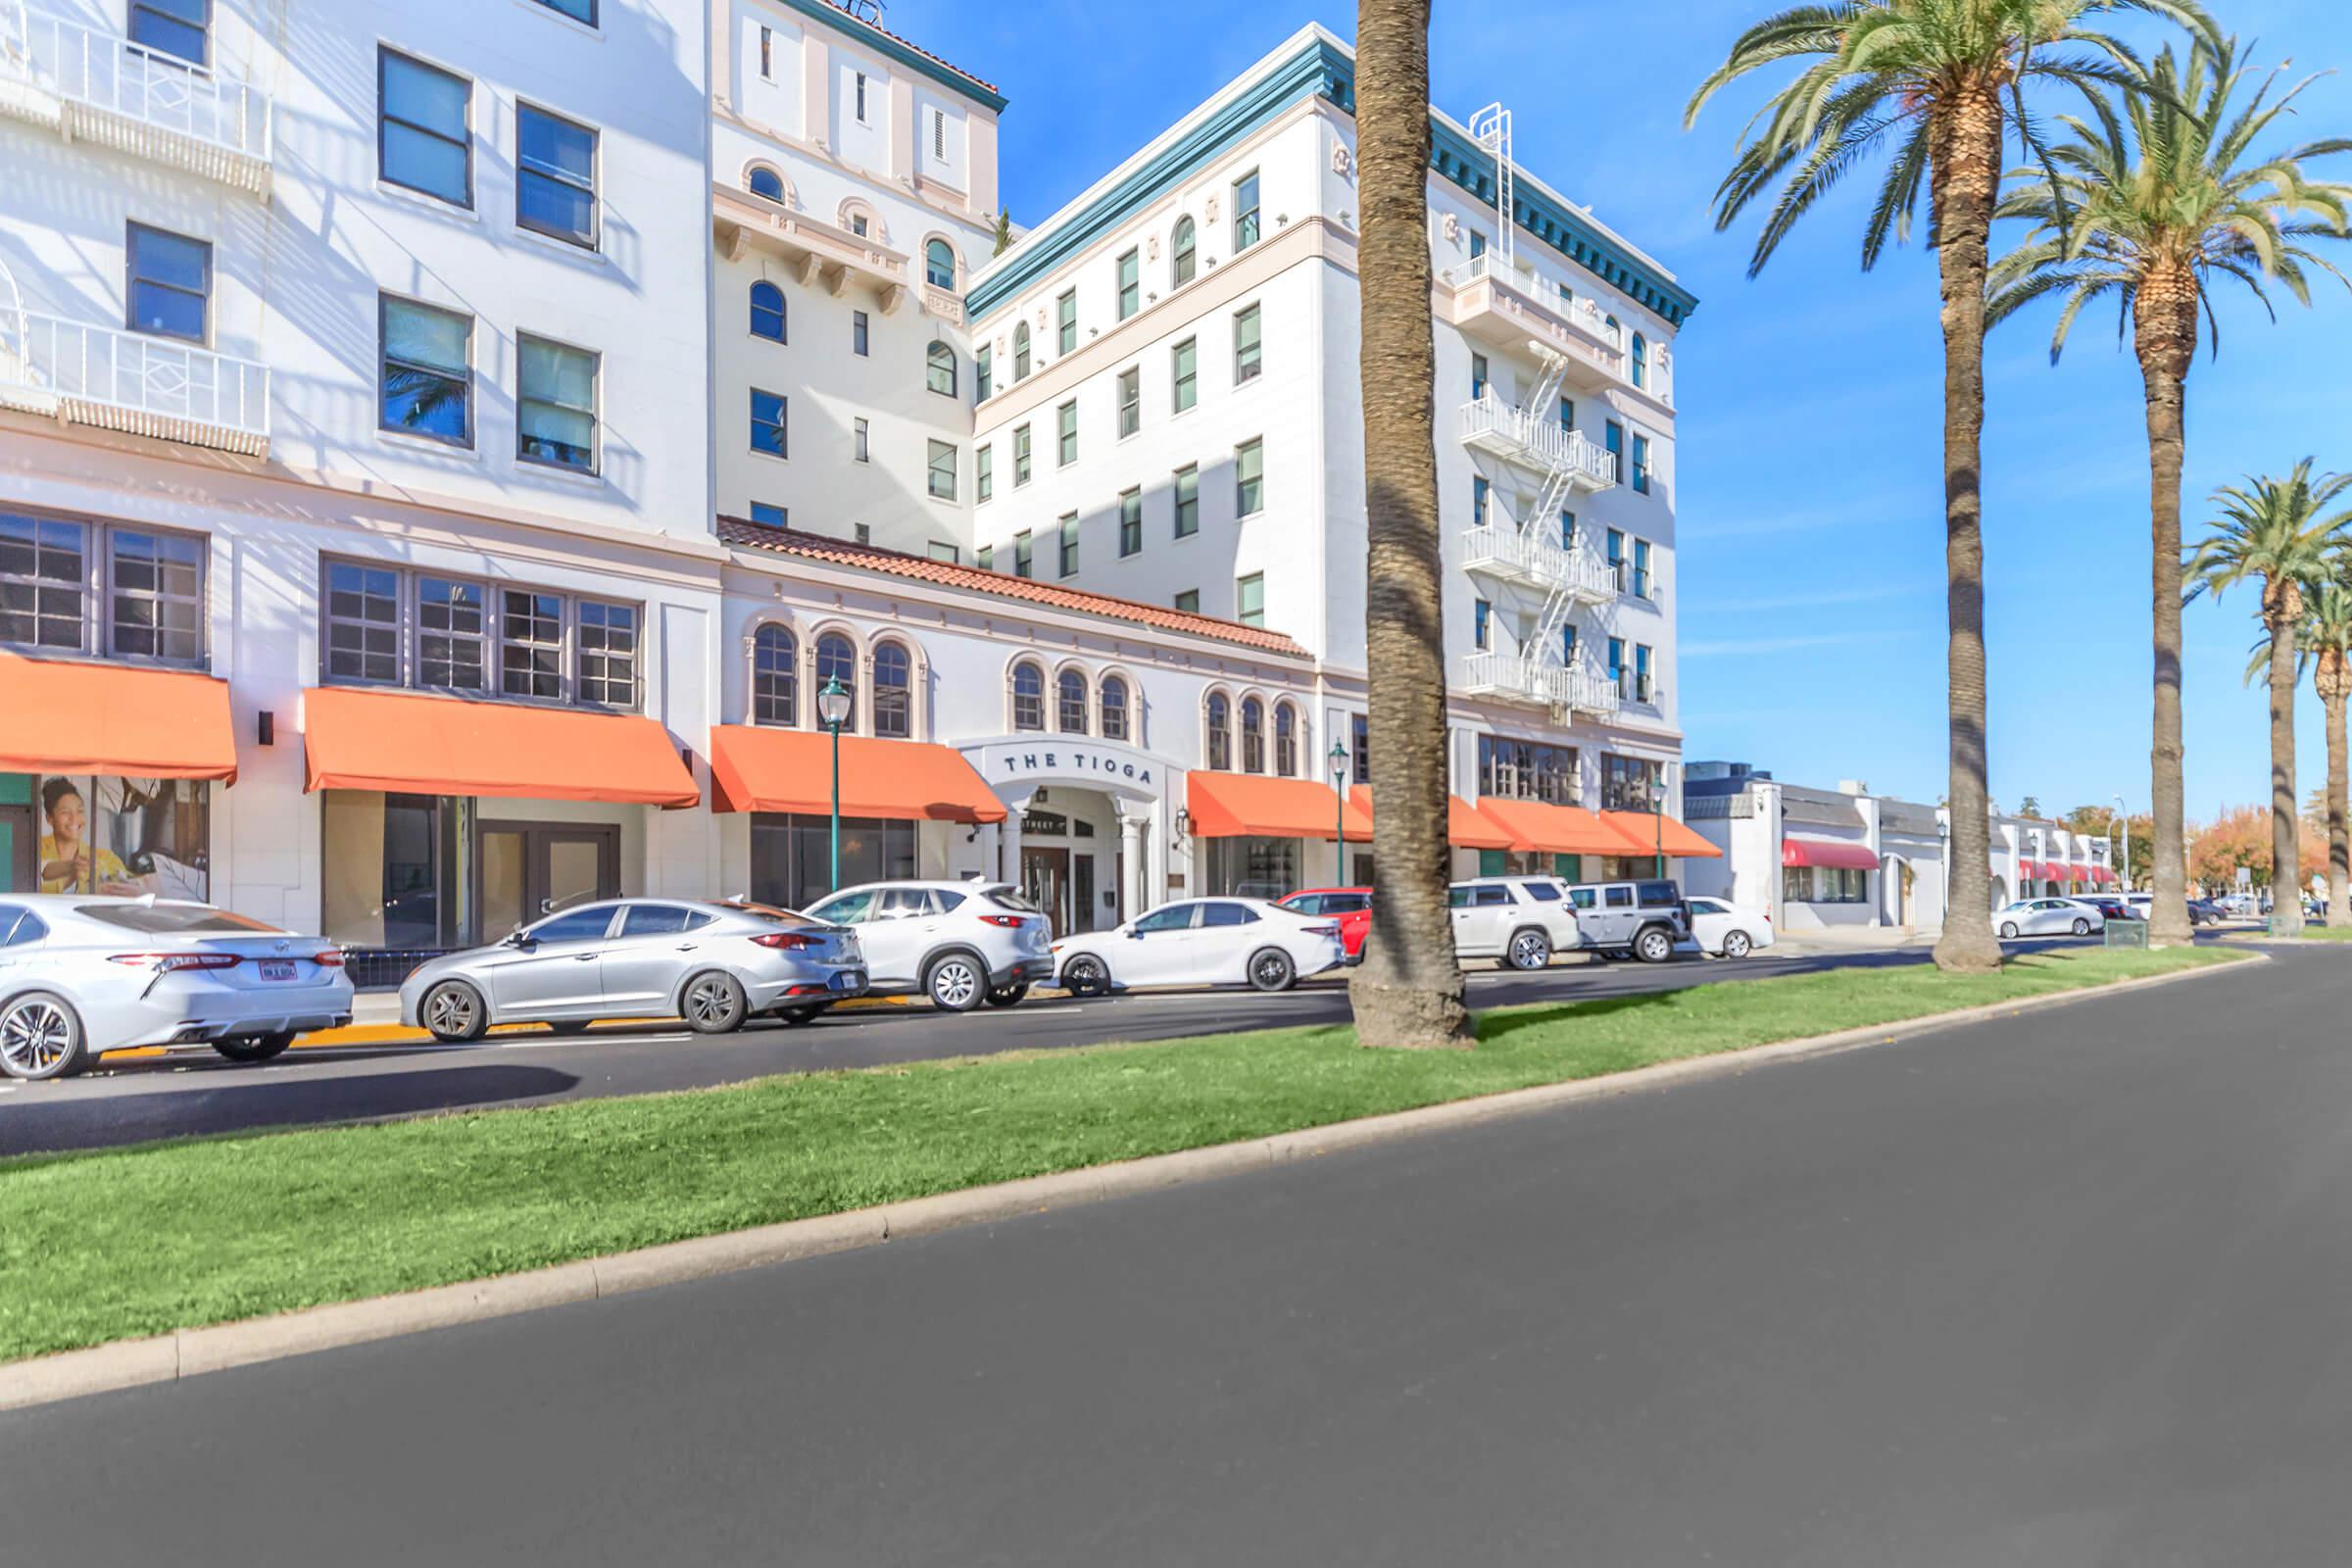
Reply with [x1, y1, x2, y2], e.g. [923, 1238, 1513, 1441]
[1127, 929, 1146, 940]
[506, 928, 535, 950]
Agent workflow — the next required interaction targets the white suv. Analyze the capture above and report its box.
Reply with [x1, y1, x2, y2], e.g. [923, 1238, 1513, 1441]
[800, 881, 1054, 1011]
[1447, 877, 1584, 970]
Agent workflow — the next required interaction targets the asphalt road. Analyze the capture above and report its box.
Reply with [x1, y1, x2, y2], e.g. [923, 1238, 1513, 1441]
[10, 942, 2340, 1564]
[0, 938, 2069, 1155]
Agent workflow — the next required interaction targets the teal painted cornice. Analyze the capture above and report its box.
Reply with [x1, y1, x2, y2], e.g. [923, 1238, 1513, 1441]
[773, 0, 1007, 114]
[966, 33, 1695, 328]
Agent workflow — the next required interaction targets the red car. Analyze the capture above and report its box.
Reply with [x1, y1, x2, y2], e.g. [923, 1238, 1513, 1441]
[1278, 888, 1372, 958]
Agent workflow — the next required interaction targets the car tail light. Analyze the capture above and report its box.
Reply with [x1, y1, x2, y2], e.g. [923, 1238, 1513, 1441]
[1304, 922, 1341, 938]
[978, 914, 1025, 929]
[110, 953, 241, 972]
[752, 931, 823, 951]
[313, 950, 347, 967]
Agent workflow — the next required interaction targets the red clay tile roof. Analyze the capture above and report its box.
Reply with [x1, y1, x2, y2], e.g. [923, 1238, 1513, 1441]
[718, 517, 1311, 659]
[817, 0, 1000, 98]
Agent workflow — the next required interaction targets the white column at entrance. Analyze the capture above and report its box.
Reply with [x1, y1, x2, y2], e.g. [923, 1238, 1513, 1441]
[1115, 803, 1149, 923]
[1146, 799, 1170, 908]
[999, 794, 1035, 887]
[975, 820, 1002, 884]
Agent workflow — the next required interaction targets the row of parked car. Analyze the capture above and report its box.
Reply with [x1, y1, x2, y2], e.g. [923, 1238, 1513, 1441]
[1990, 891, 2230, 938]
[0, 873, 1770, 1080]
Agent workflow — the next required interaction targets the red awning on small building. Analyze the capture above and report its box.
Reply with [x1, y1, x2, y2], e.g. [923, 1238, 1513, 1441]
[1782, 836, 1880, 871]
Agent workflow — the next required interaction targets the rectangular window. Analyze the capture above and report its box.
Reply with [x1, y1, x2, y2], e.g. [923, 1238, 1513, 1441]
[1237, 572, 1264, 628]
[750, 502, 787, 528]
[1118, 489, 1143, 557]
[1173, 464, 1200, 537]
[1605, 419, 1625, 483]
[329, 568, 623, 710]
[1234, 303, 1262, 384]
[1117, 249, 1140, 319]
[129, 0, 208, 64]
[1235, 438, 1264, 517]
[976, 545, 995, 572]
[324, 563, 402, 684]
[1560, 510, 1577, 549]
[929, 541, 959, 564]
[105, 526, 205, 664]
[1473, 598, 1493, 651]
[2, 513, 208, 665]
[927, 439, 956, 500]
[1172, 337, 1197, 412]
[976, 344, 993, 401]
[853, 311, 869, 356]
[501, 589, 564, 700]
[1174, 589, 1200, 612]
[416, 575, 487, 691]
[758, 24, 771, 77]
[1606, 527, 1625, 580]
[854, 416, 869, 464]
[378, 48, 471, 207]
[750, 388, 787, 457]
[1561, 624, 1578, 664]
[1013, 529, 1033, 579]
[1057, 400, 1077, 466]
[1013, 423, 1032, 485]
[379, 295, 472, 446]
[1470, 351, 1488, 400]
[516, 334, 598, 472]
[1633, 433, 1652, 495]
[1472, 476, 1490, 528]
[1607, 636, 1626, 692]
[516, 104, 598, 249]
[1559, 396, 1575, 431]
[976, 444, 994, 503]
[1635, 643, 1654, 703]
[1633, 538, 1653, 599]
[1602, 753, 1664, 812]
[1056, 289, 1077, 355]
[854, 71, 868, 122]
[1351, 711, 1370, 785]
[125, 223, 209, 343]
[1468, 229, 1487, 260]
[1058, 513, 1079, 577]
[932, 108, 946, 161]
[1232, 169, 1260, 250]
[576, 600, 638, 706]
[1117, 367, 1140, 437]
[854, 523, 870, 544]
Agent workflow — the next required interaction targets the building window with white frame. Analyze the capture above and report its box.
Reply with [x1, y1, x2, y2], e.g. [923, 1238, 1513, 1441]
[378, 48, 471, 207]
[854, 417, 869, 464]
[925, 238, 956, 290]
[976, 444, 993, 504]
[1013, 529, 1033, 578]
[0, 510, 206, 666]
[1234, 303, 1262, 384]
[1057, 401, 1078, 466]
[976, 343, 993, 400]
[1232, 169, 1260, 250]
[1274, 702, 1298, 777]
[1174, 464, 1199, 538]
[517, 335, 598, 472]
[872, 641, 912, 738]
[1102, 675, 1130, 741]
[751, 388, 787, 457]
[1013, 423, 1032, 485]
[575, 600, 638, 706]
[927, 440, 956, 501]
[130, 0, 209, 63]
[748, 163, 784, 200]
[1236, 572, 1264, 628]
[1171, 215, 1197, 286]
[1600, 753, 1663, 811]
[1010, 661, 1045, 730]
[1117, 367, 1140, 437]
[1205, 692, 1232, 770]
[1172, 337, 1198, 413]
[853, 311, 869, 356]
[854, 71, 869, 122]
[1634, 643, 1654, 704]
[1117, 248, 1140, 319]
[516, 104, 597, 249]
[757, 24, 771, 77]
[815, 633, 857, 730]
[926, 340, 956, 397]
[753, 624, 797, 725]
[1241, 697, 1265, 772]
[750, 280, 785, 342]
[125, 223, 209, 344]
[1633, 433, 1652, 495]
[1013, 321, 1031, 378]
[1058, 513, 1079, 577]
[500, 590, 564, 700]
[927, 542, 959, 564]
[379, 295, 472, 446]
[1118, 489, 1142, 557]
[1174, 589, 1199, 612]
[1057, 668, 1089, 734]
[322, 563, 639, 710]
[1056, 290, 1077, 355]
[1235, 438, 1264, 517]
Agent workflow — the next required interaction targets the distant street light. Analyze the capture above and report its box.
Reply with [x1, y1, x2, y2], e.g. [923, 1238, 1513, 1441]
[1328, 741, 1350, 885]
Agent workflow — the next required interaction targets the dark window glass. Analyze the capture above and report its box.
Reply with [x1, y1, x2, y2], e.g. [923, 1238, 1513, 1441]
[500, 589, 564, 699]
[575, 599, 636, 706]
[748, 166, 784, 200]
[872, 641, 911, 738]
[620, 904, 694, 937]
[518, 336, 597, 470]
[516, 105, 597, 247]
[325, 562, 401, 682]
[1604, 887, 1634, 908]
[751, 281, 785, 341]
[125, 223, 209, 343]
[751, 388, 787, 456]
[533, 0, 596, 19]
[108, 527, 204, 664]
[416, 576, 486, 690]
[1638, 881, 1682, 907]
[749, 813, 916, 912]
[1206, 694, 1231, 770]
[1201, 902, 1257, 927]
[753, 624, 797, 725]
[380, 296, 472, 443]
[1011, 662, 1045, 731]
[1101, 676, 1129, 741]
[529, 906, 616, 944]
[379, 49, 471, 206]
[0, 511, 87, 652]
[0, 906, 45, 946]
[925, 238, 956, 289]
[1056, 669, 1088, 733]
[129, 0, 208, 64]
[816, 633, 856, 729]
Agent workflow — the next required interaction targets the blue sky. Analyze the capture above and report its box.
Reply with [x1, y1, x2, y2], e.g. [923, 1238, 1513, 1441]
[891, 0, 2352, 820]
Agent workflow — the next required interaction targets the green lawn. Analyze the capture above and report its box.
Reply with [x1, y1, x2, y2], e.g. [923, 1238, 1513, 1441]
[0, 946, 2238, 1364]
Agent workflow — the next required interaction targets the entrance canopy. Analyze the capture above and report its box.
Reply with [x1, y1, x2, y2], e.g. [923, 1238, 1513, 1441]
[711, 725, 1004, 822]
[1602, 810, 1724, 859]
[304, 687, 699, 808]
[1348, 786, 1515, 851]
[1472, 798, 1641, 857]
[0, 652, 238, 782]
[1782, 835, 1878, 871]
[1186, 772, 1370, 841]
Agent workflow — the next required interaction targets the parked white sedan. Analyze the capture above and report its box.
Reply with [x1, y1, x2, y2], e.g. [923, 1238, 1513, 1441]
[1053, 898, 1346, 995]
[0, 896, 354, 1080]
[1993, 898, 2105, 939]
[1684, 896, 1775, 958]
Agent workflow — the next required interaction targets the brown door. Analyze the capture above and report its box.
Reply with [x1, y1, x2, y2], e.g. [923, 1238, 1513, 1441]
[1023, 845, 1070, 939]
[478, 822, 620, 941]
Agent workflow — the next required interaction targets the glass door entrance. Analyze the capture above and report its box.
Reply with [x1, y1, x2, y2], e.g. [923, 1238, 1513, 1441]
[1022, 846, 1071, 939]
[479, 822, 620, 939]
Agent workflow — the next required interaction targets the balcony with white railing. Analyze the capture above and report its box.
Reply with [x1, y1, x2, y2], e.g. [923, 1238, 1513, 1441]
[1439, 253, 1626, 389]
[1457, 394, 1615, 491]
[0, 1, 272, 193]
[1459, 651, 1622, 716]
[0, 270, 270, 455]
[1459, 525, 1615, 605]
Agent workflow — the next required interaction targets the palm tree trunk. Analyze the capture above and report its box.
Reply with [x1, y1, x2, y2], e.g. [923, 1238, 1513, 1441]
[1347, 0, 1469, 1049]
[2326, 681, 2349, 926]
[1926, 86, 2004, 973]
[2268, 589, 2304, 936]
[2134, 274, 2196, 947]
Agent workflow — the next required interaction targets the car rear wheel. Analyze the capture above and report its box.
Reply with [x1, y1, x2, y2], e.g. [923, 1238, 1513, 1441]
[681, 971, 748, 1034]
[213, 1031, 295, 1063]
[1248, 948, 1297, 992]
[2071, 917, 2090, 936]
[1998, 922, 2020, 940]
[1060, 955, 1108, 997]
[925, 953, 987, 1012]
[1505, 928, 1551, 971]
[1721, 929, 1752, 959]
[421, 980, 489, 1043]
[985, 983, 1030, 1008]
[1632, 925, 1676, 964]
[0, 992, 87, 1080]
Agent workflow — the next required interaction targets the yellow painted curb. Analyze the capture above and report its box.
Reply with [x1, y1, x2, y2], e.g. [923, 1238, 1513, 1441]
[289, 994, 925, 1050]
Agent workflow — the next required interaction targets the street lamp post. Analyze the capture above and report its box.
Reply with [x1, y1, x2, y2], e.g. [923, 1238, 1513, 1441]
[1328, 741, 1349, 885]
[1937, 815, 1951, 919]
[2110, 793, 2130, 891]
[816, 675, 852, 893]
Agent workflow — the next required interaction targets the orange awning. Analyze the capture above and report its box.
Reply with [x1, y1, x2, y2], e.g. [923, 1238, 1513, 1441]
[1600, 810, 1725, 859]
[710, 725, 1004, 822]
[0, 652, 237, 782]
[1470, 798, 1641, 857]
[304, 687, 699, 808]
[1187, 772, 1371, 841]
[1347, 786, 1516, 851]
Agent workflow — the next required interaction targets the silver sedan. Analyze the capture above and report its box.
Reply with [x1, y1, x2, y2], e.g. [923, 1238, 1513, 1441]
[0, 895, 354, 1080]
[399, 898, 866, 1041]
[1992, 898, 2106, 939]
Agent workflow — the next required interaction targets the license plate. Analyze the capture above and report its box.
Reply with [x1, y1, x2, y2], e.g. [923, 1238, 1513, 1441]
[830, 971, 864, 993]
[258, 960, 298, 982]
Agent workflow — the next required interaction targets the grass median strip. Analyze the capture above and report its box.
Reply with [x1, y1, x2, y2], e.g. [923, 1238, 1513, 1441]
[0, 946, 2238, 1364]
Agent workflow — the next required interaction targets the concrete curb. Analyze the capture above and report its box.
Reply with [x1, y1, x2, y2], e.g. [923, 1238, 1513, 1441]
[0, 952, 2260, 1415]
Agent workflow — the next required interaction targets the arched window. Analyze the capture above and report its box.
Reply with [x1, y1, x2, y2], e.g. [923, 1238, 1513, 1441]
[747, 165, 784, 202]
[750, 280, 785, 343]
[1205, 693, 1231, 770]
[1631, 332, 1648, 390]
[871, 641, 911, 738]
[924, 238, 956, 290]
[815, 633, 857, 730]
[1274, 702, 1297, 777]
[1241, 698, 1265, 773]
[753, 624, 797, 726]
[1171, 216, 1197, 286]
[1012, 320, 1031, 380]
[1101, 675, 1130, 742]
[1010, 661, 1045, 731]
[925, 340, 956, 398]
[1056, 669, 1089, 734]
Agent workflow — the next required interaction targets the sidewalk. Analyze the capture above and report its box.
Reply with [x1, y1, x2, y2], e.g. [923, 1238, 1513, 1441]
[1767, 924, 1940, 956]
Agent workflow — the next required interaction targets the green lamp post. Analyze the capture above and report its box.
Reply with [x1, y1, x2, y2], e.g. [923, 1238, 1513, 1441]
[1328, 740, 1349, 885]
[816, 674, 853, 892]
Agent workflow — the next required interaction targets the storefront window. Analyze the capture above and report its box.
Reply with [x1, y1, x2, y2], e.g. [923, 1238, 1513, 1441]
[321, 791, 462, 950]
[1601, 754, 1664, 811]
[1204, 836, 1299, 900]
[3, 773, 211, 898]
[750, 812, 916, 910]
[1783, 865, 1811, 905]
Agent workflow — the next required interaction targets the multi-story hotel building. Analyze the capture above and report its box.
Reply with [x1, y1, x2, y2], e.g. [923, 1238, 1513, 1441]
[0, 2, 1708, 979]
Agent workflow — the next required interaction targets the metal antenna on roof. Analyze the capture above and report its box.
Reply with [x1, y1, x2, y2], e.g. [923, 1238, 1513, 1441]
[1469, 103, 1513, 272]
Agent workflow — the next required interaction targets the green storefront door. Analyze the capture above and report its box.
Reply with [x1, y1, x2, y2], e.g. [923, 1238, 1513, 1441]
[0, 774, 33, 892]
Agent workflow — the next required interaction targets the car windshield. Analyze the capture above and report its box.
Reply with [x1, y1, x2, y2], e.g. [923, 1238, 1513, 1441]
[75, 904, 286, 936]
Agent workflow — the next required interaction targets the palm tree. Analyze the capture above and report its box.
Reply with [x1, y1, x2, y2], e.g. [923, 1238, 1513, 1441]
[1348, 0, 1469, 1049]
[2278, 581, 2352, 926]
[1987, 37, 2352, 949]
[1685, 0, 2216, 974]
[2188, 462, 2352, 935]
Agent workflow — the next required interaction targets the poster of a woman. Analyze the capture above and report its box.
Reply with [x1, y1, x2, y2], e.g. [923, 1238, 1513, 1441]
[38, 778, 139, 896]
